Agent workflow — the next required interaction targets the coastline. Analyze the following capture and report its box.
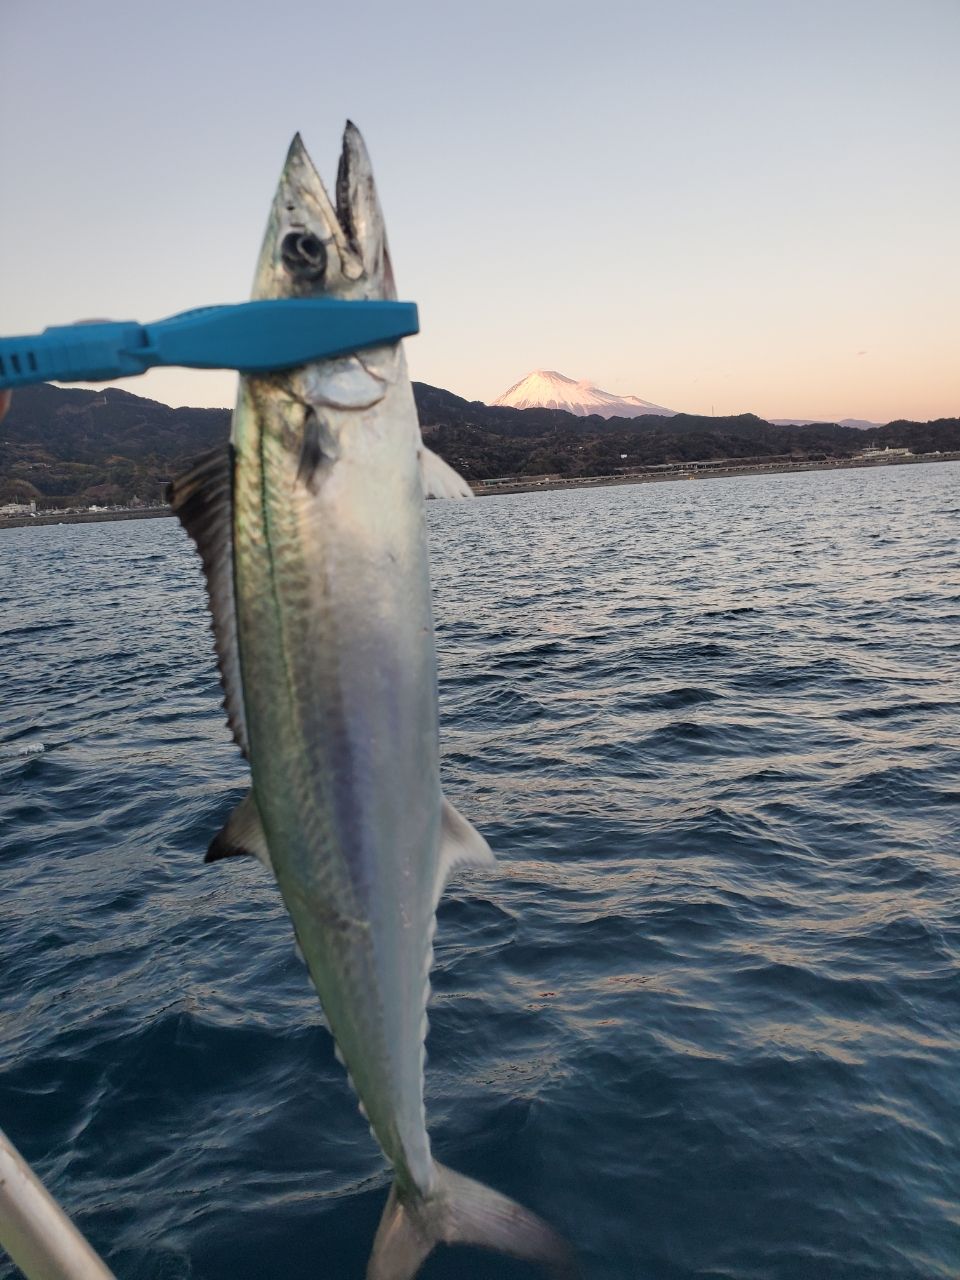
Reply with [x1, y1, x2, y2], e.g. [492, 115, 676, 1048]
[470, 449, 960, 496]
[2, 451, 957, 529]
[0, 507, 173, 530]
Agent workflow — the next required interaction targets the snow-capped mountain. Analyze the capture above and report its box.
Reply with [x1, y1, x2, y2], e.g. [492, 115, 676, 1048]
[492, 370, 675, 419]
[490, 371, 879, 427]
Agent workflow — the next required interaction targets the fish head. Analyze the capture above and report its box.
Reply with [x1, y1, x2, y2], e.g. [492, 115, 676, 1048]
[252, 122, 396, 304]
[245, 122, 405, 416]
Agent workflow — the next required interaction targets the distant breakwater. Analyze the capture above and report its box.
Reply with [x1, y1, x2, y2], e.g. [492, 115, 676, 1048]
[473, 449, 960, 495]
[0, 507, 173, 530]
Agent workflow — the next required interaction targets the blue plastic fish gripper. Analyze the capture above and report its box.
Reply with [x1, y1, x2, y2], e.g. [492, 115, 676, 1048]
[0, 298, 419, 391]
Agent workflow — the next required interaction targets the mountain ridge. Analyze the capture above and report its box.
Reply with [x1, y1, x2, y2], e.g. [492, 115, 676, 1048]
[491, 368, 882, 428]
[1, 381, 956, 509]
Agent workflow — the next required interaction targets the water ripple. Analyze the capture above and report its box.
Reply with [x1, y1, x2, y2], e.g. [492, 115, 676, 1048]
[1, 463, 959, 1279]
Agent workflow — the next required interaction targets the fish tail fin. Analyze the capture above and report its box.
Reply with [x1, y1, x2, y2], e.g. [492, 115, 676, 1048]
[367, 1162, 577, 1280]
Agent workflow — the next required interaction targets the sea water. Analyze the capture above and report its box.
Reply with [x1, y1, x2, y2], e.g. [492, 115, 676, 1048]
[1, 462, 958, 1279]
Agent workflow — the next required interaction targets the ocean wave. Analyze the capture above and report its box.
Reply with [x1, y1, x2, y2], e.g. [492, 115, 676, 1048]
[2, 464, 959, 1279]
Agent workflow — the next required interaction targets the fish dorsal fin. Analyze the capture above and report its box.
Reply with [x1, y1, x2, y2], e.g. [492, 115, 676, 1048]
[168, 447, 249, 759]
[435, 796, 495, 904]
[419, 447, 475, 500]
[205, 789, 272, 869]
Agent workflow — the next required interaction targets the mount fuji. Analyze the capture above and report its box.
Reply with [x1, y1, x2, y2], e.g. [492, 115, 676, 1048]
[491, 370, 676, 419]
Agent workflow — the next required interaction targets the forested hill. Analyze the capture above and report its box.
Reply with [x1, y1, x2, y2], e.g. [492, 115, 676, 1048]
[2, 380, 958, 509]
[416, 386, 959, 481]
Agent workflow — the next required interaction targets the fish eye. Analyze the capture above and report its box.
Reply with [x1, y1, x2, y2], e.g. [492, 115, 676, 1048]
[281, 231, 327, 282]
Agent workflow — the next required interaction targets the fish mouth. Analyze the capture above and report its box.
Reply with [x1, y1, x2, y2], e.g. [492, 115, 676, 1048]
[252, 122, 395, 303]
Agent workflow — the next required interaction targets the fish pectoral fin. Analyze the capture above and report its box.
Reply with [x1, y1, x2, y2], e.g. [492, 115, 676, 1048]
[419, 446, 474, 500]
[368, 1163, 577, 1280]
[435, 796, 495, 903]
[205, 789, 272, 870]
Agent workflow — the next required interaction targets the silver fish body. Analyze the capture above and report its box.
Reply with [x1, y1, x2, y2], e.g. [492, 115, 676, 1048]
[233, 349, 439, 1194]
[171, 124, 573, 1279]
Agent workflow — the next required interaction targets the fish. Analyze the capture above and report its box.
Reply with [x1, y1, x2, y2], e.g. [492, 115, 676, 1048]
[168, 123, 574, 1280]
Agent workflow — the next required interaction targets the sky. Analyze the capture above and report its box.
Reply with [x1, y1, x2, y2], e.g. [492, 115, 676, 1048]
[1, 0, 958, 423]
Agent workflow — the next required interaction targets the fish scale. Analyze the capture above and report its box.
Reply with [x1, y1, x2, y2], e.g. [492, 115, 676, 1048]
[236, 365, 438, 1191]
